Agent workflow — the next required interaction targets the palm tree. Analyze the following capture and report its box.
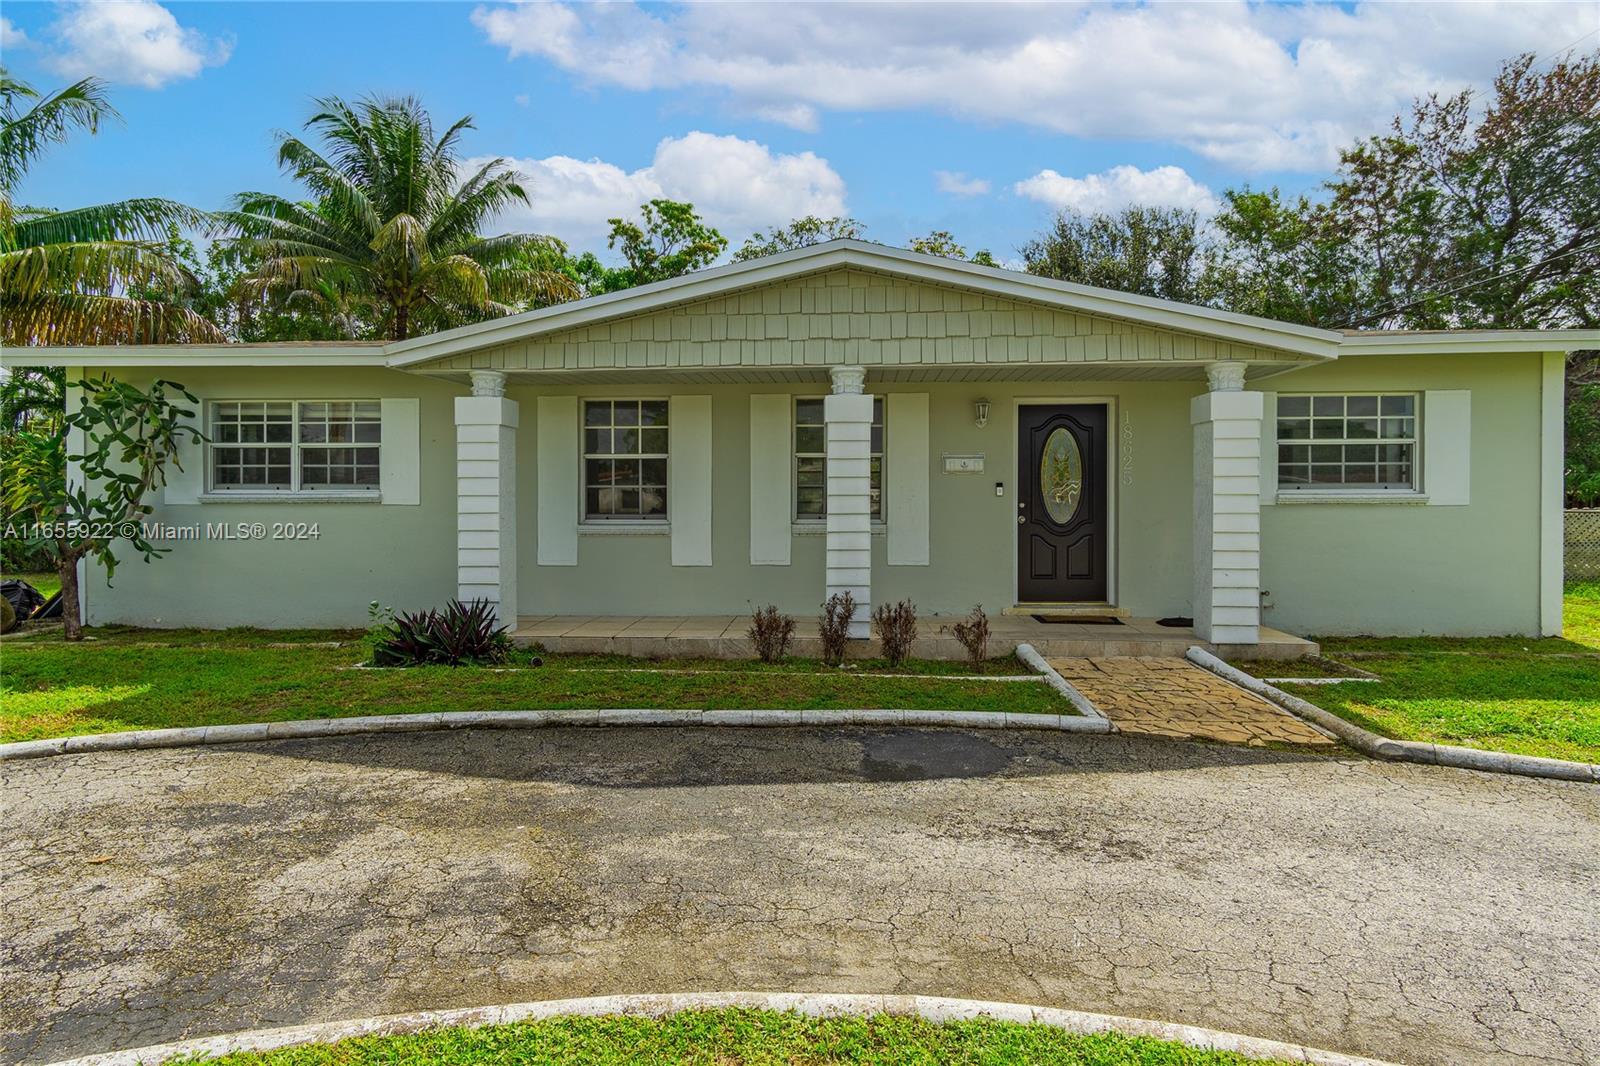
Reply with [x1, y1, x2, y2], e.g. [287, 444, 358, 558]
[222, 95, 578, 341]
[0, 70, 222, 350]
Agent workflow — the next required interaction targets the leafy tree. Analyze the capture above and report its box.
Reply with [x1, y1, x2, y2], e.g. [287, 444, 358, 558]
[1021, 207, 1208, 303]
[0, 70, 220, 350]
[908, 230, 997, 266]
[1, 377, 202, 640]
[1, 367, 65, 431]
[734, 216, 866, 261]
[1201, 189, 1362, 325]
[593, 199, 727, 292]
[1334, 51, 1599, 330]
[188, 240, 373, 342]
[221, 94, 578, 341]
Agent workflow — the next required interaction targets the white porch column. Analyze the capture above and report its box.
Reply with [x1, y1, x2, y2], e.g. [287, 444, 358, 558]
[825, 365, 873, 638]
[455, 370, 518, 625]
[1191, 361, 1262, 646]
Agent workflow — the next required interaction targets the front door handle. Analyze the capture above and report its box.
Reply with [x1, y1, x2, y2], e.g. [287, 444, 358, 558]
[1017, 514, 1026, 524]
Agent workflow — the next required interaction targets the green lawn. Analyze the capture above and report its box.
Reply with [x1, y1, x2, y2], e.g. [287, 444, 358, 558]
[195, 1008, 1295, 1066]
[0, 627, 1068, 743]
[1246, 583, 1600, 765]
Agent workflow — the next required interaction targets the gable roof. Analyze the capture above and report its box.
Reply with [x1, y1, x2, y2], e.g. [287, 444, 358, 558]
[385, 239, 1346, 367]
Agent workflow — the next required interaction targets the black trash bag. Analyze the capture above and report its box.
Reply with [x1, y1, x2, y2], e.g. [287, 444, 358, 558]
[1, 580, 47, 620]
[35, 591, 63, 620]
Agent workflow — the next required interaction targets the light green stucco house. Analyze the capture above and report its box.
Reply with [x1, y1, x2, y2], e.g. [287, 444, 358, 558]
[14, 241, 1598, 648]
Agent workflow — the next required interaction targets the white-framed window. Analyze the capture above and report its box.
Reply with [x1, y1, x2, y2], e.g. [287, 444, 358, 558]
[583, 399, 669, 520]
[794, 396, 884, 520]
[208, 400, 381, 492]
[1276, 393, 1417, 491]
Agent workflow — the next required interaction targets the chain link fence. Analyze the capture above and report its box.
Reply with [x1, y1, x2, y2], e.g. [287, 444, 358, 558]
[1567, 510, 1600, 581]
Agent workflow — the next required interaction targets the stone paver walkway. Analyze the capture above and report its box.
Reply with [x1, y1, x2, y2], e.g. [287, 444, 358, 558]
[1049, 656, 1335, 746]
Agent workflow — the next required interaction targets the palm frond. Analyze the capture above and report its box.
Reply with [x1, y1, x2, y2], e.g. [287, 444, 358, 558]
[10, 198, 210, 249]
[0, 240, 194, 300]
[3, 292, 223, 346]
[1, 71, 119, 189]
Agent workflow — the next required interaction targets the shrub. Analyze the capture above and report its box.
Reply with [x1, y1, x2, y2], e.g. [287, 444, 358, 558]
[748, 604, 796, 663]
[818, 590, 856, 667]
[952, 604, 990, 666]
[372, 598, 511, 667]
[873, 598, 918, 666]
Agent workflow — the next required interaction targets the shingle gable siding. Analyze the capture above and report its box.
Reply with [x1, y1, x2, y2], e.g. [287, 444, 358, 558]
[424, 269, 1299, 373]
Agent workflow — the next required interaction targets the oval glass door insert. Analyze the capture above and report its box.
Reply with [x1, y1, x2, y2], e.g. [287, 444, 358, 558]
[1040, 427, 1083, 524]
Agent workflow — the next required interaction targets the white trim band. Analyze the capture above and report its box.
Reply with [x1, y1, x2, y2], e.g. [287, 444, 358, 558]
[0, 707, 1114, 761]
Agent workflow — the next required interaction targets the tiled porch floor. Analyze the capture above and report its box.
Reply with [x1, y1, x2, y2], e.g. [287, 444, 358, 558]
[1049, 656, 1335, 746]
[513, 613, 1316, 661]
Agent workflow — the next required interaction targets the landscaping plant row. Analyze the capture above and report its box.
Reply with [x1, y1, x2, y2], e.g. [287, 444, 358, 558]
[366, 595, 995, 670]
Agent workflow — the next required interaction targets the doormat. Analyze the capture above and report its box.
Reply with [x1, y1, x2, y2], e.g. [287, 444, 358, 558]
[1032, 615, 1124, 625]
[1156, 616, 1194, 628]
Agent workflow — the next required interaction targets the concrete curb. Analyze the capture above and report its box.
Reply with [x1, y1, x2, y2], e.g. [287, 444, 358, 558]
[1016, 642, 1109, 722]
[43, 991, 1396, 1066]
[1186, 647, 1600, 784]
[0, 705, 1112, 763]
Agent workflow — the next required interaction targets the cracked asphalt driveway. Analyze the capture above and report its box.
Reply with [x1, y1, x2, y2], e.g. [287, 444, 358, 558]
[3, 728, 1597, 1066]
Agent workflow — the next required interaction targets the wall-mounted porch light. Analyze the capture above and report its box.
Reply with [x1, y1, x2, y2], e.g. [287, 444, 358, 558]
[974, 398, 990, 428]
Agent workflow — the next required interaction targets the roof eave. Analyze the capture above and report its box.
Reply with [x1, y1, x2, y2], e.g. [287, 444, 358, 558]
[0, 346, 390, 368]
[1337, 330, 1600, 356]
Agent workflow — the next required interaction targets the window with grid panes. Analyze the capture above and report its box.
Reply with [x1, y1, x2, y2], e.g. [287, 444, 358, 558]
[1276, 394, 1416, 490]
[583, 399, 669, 520]
[208, 401, 381, 492]
[794, 396, 884, 520]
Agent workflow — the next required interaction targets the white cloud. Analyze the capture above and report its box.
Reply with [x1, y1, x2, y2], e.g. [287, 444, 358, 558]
[474, 131, 846, 248]
[470, 0, 1599, 171]
[45, 0, 231, 89]
[1014, 165, 1218, 215]
[1, 17, 29, 49]
[935, 171, 991, 197]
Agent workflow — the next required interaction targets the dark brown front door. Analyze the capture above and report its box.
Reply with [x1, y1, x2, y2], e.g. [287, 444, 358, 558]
[1017, 404, 1108, 603]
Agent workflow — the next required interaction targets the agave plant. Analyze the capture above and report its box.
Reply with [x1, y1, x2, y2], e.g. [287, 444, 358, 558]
[372, 598, 511, 666]
[220, 95, 579, 340]
[0, 70, 221, 351]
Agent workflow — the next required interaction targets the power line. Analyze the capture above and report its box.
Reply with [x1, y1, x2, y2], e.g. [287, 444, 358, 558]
[1342, 238, 1600, 329]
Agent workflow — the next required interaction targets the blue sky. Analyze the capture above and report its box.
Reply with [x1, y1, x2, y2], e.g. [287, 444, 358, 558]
[3, 1, 1596, 263]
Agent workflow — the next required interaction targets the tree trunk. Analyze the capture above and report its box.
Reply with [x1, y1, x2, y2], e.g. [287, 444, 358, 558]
[58, 556, 83, 641]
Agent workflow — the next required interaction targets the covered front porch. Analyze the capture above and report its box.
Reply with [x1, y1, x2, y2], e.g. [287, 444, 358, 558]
[512, 613, 1317, 661]
[447, 356, 1285, 654]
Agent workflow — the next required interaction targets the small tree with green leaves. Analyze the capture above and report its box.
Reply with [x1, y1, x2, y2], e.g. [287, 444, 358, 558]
[602, 199, 728, 289]
[908, 230, 997, 267]
[734, 216, 866, 261]
[1, 376, 202, 640]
